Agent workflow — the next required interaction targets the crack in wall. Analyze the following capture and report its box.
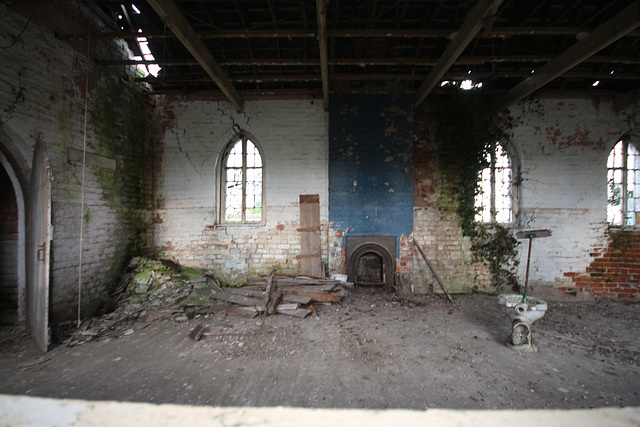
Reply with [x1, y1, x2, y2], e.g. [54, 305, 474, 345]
[0, 82, 25, 125]
[169, 121, 199, 175]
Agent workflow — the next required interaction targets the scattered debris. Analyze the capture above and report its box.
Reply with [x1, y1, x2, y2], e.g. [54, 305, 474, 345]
[212, 270, 351, 318]
[188, 323, 206, 341]
[63, 259, 352, 347]
[64, 257, 221, 346]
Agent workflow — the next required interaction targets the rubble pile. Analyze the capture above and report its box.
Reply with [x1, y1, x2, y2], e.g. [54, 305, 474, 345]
[63, 259, 351, 346]
[65, 257, 221, 346]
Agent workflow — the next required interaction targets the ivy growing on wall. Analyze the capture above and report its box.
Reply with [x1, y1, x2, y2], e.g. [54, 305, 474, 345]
[420, 89, 521, 290]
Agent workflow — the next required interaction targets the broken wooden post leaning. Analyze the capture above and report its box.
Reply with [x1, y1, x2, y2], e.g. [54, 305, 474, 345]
[413, 238, 454, 304]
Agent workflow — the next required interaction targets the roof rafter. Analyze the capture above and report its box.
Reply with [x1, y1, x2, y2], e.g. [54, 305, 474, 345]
[145, 0, 244, 112]
[316, 0, 330, 111]
[414, 0, 505, 107]
[498, 1, 640, 110]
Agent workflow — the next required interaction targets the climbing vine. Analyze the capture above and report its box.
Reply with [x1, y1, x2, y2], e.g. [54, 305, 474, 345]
[419, 89, 521, 290]
[471, 223, 520, 290]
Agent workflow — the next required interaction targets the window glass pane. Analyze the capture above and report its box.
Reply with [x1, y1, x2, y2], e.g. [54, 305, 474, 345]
[627, 143, 638, 170]
[246, 140, 262, 167]
[245, 168, 262, 222]
[614, 141, 624, 168]
[607, 142, 620, 168]
[495, 165, 512, 223]
[475, 167, 491, 222]
[495, 143, 510, 168]
[226, 140, 243, 168]
[607, 141, 640, 227]
[223, 136, 264, 223]
[225, 168, 242, 222]
[627, 145, 639, 226]
[475, 142, 512, 223]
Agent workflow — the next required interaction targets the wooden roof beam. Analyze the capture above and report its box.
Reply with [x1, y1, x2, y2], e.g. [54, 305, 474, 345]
[498, 1, 640, 110]
[316, 0, 330, 111]
[415, 0, 505, 107]
[145, 0, 244, 112]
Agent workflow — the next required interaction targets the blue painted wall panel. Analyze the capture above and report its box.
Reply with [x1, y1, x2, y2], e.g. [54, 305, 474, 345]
[329, 94, 414, 239]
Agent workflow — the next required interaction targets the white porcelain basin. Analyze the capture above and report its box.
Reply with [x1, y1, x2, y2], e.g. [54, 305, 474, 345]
[498, 294, 548, 325]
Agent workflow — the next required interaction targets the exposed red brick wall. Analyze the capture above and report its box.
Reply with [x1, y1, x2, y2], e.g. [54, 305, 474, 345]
[561, 230, 640, 301]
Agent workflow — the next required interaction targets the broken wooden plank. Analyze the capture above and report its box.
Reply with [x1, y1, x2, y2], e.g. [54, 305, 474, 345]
[281, 290, 341, 303]
[212, 290, 263, 307]
[188, 323, 205, 341]
[214, 305, 259, 318]
[204, 270, 223, 292]
[282, 294, 312, 304]
[227, 287, 312, 305]
[264, 266, 280, 316]
[276, 308, 311, 318]
[266, 292, 283, 315]
[283, 284, 339, 293]
[276, 303, 300, 311]
[245, 281, 339, 293]
[413, 238, 453, 304]
[226, 287, 264, 298]
[248, 274, 343, 286]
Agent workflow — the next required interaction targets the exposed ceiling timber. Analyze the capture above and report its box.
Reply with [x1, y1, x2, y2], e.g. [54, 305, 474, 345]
[498, 1, 640, 110]
[316, 0, 329, 111]
[134, 70, 640, 86]
[86, 0, 640, 100]
[414, 0, 505, 107]
[59, 27, 640, 41]
[97, 55, 640, 68]
[145, 0, 244, 112]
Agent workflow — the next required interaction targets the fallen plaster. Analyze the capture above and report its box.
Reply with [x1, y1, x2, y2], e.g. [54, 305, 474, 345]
[1, 395, 639, 427]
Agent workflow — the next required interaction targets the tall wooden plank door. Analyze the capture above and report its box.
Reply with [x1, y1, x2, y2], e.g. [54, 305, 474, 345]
[299, 194, 322, 277]
[26, 138, 52, 353]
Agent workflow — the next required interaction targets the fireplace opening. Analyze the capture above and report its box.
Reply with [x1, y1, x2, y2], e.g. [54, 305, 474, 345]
[346, 236, 396, 287]
[356, 252, 383, 284]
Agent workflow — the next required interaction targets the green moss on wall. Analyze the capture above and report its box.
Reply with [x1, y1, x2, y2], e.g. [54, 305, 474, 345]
[90, 65, 154, 290]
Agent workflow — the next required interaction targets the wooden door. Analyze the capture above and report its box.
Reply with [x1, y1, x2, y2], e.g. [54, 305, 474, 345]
[26, 138, 52, 353]
[299, 194, 322, 277]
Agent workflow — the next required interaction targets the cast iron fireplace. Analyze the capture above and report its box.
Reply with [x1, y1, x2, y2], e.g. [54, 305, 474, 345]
[346, 236, 396, 287]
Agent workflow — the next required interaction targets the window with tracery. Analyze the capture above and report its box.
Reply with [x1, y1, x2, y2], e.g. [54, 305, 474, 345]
[607, 140, 640, 227]
[475, 142, 513, 223]
[222, 136, 263, 223]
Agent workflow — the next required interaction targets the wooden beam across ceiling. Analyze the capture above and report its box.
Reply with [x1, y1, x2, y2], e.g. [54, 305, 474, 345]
[414, 0, 505, 107]
[145, 0, 244, 112]
[59, 28, 640, 41]
[498, 1, 640, 110]
[316, 0, 330, 111]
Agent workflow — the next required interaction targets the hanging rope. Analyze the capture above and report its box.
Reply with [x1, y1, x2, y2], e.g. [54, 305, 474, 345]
[77, 28, 91, 328]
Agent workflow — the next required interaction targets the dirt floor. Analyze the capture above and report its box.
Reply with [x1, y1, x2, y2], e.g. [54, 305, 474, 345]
[1, 288, 639, 410]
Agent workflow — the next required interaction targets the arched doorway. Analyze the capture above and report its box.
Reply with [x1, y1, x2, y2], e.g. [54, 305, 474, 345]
[0, 163, 20, 322]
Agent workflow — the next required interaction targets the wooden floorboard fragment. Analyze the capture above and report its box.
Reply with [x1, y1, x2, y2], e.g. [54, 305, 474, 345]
[212, 291, 263, 307]
[281, 290, 341, 303]
[276, 308, 312, 318]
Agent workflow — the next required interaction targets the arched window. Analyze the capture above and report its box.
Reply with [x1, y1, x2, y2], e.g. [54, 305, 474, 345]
[475, 141, 513, 223]
[222, 135, 264, 223]
[607, 140, 640, 227]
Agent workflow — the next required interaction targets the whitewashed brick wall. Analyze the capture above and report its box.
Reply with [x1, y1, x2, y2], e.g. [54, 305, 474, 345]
[154, 99, 329, 283]
[0, 4, 150, 321]
[508, 97, 632, 287]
